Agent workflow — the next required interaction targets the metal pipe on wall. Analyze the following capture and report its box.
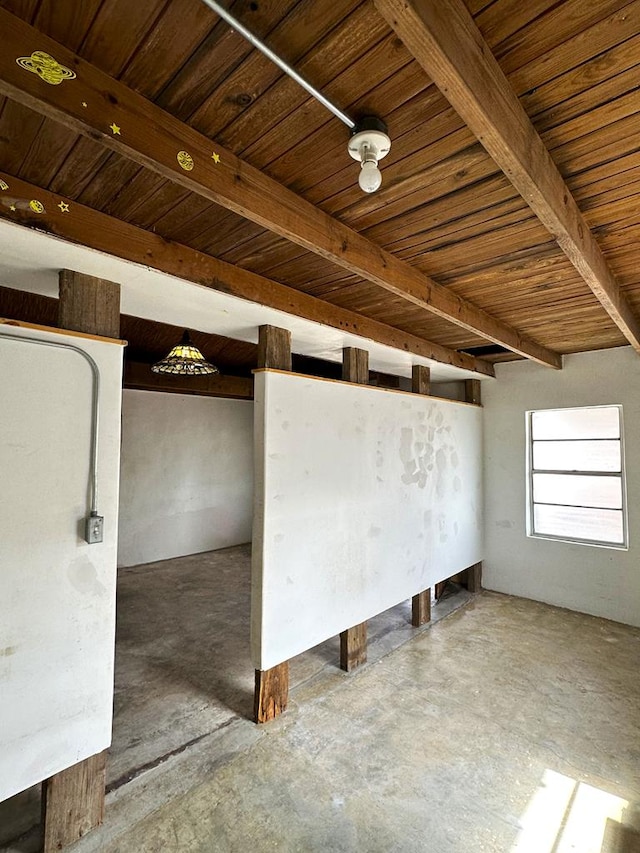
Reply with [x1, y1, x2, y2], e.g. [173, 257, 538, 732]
[1, 331, 102, 538]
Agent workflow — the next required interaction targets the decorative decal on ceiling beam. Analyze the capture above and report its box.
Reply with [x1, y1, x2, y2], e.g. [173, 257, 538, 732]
[16, 51, 75, 85]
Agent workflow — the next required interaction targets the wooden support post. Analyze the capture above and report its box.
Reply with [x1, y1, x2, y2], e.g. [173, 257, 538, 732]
[411, 364, 432, 624]
[339, 347, 369, 670]
[340, 623, 368, 672]
[465, 562, 483, 593]
[462, 380, 483, 593]
[42, 270, 120, 850]
[255, 324, 292, 722]
[258, 324, 292, 371]
[412, 364, 431, 395]
[42, 752, 107, 853]
[342, 346, 369, 384]
[464, 379, 482, 406]
[58, 270, 120, 338]
[412, 590, 431, 627]
[254, 663, 289, 724]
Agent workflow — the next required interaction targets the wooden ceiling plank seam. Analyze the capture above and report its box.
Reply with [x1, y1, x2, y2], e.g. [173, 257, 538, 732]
[198, 0, 367, 143]
[34, 0, 104, 53]
[375, 0, 640, 354]
[506, 0, 640, 100]
[0, 170, 495, 378]
[0, 9, 561, 367]
[486, 0, 632, 78]
[157, 0, 304, 122]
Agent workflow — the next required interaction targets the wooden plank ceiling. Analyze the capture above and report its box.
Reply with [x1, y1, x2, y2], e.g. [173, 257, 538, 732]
[1, 0, 639, 370]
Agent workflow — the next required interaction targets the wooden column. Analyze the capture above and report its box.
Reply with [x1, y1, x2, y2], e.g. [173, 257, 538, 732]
[42, 271, 120, 852]
[410, 365, 433, 625]
[42, 753, 107, 853]
[258, 323, 292, 372]
[463, 379, 482, 593]
[58, 269, 120, 337]
[254, 325, 292, 722]
[340, 347, 369, 671]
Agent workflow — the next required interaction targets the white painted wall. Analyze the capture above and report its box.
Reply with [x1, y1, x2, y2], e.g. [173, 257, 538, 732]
[118, 391, 253, 567]
[252, 371, 483, 670]
[483, 346, 640, 628]
[0, 325, 123, 802]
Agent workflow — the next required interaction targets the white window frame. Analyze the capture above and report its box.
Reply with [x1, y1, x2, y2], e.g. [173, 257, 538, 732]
[526, 405, 628, 549]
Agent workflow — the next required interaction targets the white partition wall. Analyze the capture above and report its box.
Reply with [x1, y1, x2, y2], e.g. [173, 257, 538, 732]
[252, 370, 483, 670]
[0, 324, 123, 802]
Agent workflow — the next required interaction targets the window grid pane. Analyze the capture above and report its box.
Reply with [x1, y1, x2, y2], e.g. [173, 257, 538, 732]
[528, 406, 626, 547]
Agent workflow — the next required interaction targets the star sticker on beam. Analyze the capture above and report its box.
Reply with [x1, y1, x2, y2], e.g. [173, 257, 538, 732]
[109, 122, 121, 135]
[211, 151, 220, 164]
[9, 204, 16, 212]
[81, 101, 87, 108]
[58, 201, 69, 213]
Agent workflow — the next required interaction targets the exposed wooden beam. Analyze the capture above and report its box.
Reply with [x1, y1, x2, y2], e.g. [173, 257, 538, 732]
[375, 0, 640, 355]
[0, 171, 495, 378]
[0, 9, 560, 368]
[124, 360, 253, 400]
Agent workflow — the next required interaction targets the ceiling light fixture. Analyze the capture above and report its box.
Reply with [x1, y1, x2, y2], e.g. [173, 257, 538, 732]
[151, 330, 219, 376]
[348, 116, 392, 194]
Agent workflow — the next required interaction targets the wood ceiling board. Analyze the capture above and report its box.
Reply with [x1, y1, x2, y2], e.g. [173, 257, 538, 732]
[482, 0, 633, 74]
[0, 176, 492, 377]
[0, 99, 44, 176]
[376, 0, 640, 353]
[33, 0, 104, 52]
[0, 19, 548, 362]
[47, 136, 113, 198]
[156, 0, 313, 121]
[74, 0, 170, 79]
[14, 115, 78, 189]
[193, 0, 367, 142]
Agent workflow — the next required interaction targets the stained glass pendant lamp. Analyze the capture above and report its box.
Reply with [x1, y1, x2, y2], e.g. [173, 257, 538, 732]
[151, 330, 219, 376]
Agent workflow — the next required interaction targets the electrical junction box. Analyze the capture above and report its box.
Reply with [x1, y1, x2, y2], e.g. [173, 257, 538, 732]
[85, 514, 104, 544]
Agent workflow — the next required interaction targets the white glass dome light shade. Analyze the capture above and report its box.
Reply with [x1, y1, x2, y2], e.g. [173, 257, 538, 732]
[359, 159, 382, 193]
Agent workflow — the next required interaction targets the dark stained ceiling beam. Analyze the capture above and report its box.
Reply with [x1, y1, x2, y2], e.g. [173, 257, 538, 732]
[124, 360, 253, 399]
[0, 9, 560, 368]
[0, 171, 495, 377]
[374, 0, 640, 355]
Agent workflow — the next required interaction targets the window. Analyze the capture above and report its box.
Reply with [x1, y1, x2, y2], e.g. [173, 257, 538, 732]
[527, 406, 627, 548]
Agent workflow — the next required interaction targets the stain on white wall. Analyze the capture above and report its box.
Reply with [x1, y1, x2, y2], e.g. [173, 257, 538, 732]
[0, 326, 123, 802]
[483, 346, 640, 627]
[252, 371, 483, 670]
[118, 391, 253, 567]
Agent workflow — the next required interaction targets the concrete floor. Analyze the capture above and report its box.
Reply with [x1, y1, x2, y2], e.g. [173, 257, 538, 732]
[2, 547, 640, 852]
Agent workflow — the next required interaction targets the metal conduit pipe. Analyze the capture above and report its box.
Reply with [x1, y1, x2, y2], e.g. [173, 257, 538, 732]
[1, 331, 102, 541]
[200, 0, 356, 129]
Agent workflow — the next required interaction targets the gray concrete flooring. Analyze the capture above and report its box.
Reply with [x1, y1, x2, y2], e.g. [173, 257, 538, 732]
[2, 546, 640, 852]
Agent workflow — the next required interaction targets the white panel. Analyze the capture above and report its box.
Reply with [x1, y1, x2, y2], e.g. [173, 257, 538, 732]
[118, 392, 253, 567]
[532, 473, 622, 509]
[532, 440, 621, 472]
[531, 406, 620, 440]
[533, 505, 624, 544]
[252, 371, 483, 670]
[0, 326, 123, 802]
